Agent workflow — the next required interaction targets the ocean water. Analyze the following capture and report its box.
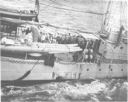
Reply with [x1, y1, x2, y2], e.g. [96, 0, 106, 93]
[1, 79, 128, 102]
[1, 0, 128, 102]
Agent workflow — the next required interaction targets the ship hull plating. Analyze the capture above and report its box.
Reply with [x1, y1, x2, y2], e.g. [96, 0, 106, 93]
[1, 56, 127, 81]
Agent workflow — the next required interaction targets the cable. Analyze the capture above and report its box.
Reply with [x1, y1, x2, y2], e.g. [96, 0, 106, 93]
[47, 0, 83, 11]
[39, 2, 105, 15]
[48, 0, 107, 16]
[15, 44, 47, 81]
[44, 0, 105, 15]
[40, 0, 55, 10]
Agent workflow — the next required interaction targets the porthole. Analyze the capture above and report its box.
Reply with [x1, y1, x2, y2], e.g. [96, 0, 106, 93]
[109, 65, 111, 68]
[99, 69, 101, 71]
[87, 68, 89, 71]
[110, 69, 113, 71]
[120, 46, 123, 49]
[121, 69, 123, 71]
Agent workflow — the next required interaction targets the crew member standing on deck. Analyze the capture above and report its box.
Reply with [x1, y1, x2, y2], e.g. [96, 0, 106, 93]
[25, 27, 33, 45]
[31, 25, 40, 42]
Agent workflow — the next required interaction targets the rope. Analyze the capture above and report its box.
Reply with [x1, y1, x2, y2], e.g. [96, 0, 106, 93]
[30, 58, 40, 71]
[14, 58, 40, 81]
[39, 2, 105, 15]
[15, 43, 47, 81]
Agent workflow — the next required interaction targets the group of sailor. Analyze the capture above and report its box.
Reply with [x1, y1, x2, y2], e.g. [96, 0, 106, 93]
[1, 24, 101, 63]
[72, 37, 101, 63]
[39, 32, 57, 43]
[16, 25, 41, 45]
[39, 32, 101, 63]
[18, 26, 101, 63]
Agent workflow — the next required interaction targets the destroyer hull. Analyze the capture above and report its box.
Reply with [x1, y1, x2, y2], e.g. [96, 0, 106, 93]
[1, 56, 127, 81]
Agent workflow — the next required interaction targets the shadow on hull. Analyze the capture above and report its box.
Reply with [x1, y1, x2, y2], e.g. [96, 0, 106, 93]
[1, 79, 95, 87]
[1, 77, 127, 87]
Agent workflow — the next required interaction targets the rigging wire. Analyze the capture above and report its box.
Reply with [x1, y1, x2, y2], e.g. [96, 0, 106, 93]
[40, 0, 55, 10]
[46, 0, 84, 11]
[101, 0, 112, 32]
[39, 2, 105, 15]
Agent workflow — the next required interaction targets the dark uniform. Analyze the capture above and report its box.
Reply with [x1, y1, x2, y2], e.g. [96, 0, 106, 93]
[77, 36, 86, 50]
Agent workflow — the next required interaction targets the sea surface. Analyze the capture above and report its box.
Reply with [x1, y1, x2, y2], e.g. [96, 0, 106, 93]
[1, 79, 128, 102]
[1, 0, 128, 102]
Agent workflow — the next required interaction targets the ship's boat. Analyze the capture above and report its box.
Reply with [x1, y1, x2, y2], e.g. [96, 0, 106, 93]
[0, 0, 128, 83]
[0, 0, 39, 21]
[0, 17, 82, 82]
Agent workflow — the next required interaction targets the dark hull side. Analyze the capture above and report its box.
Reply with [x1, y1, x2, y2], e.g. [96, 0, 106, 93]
[2, 77, 127, 87]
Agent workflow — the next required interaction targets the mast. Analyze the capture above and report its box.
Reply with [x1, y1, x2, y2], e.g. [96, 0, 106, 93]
[35, 0, 40, 22]
[101, 0, 111, 33]
[103, 0, 127, 46]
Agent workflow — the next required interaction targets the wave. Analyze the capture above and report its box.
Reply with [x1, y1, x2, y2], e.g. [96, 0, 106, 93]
[1, 79, 128, 102]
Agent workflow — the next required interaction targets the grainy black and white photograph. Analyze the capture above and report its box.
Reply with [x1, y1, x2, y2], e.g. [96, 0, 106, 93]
[0, 0, 128, 102]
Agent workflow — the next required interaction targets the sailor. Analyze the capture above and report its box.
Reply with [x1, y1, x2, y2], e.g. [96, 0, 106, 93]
[31, 25, 40, 42]
[44, 54, 49, 65]
[89, 48, 94, 63]
[45, 34, 49, 43]
[40, 33, 46, 42]
[92, 39, 99, 62]
[61, 35, 66, 44]
[25, 27, 33, 45]
[52, 36, 57, 43]
[73, 52, 78, 62]
[73, 51, 83, 62]
[71, 35, 77, 44]
[49, 54, 56, 67]
[83, 48, 89, 62]
[65, 35, 70, 44]
[49, 35, 53, 43]
[77, 35, 86, 50]
[44, 54, 55, 67]
[87, 40, 93, 49]
[56, 34, 61, 44]
[67, 33, 72, 44]
[93, 39, 101, 54]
